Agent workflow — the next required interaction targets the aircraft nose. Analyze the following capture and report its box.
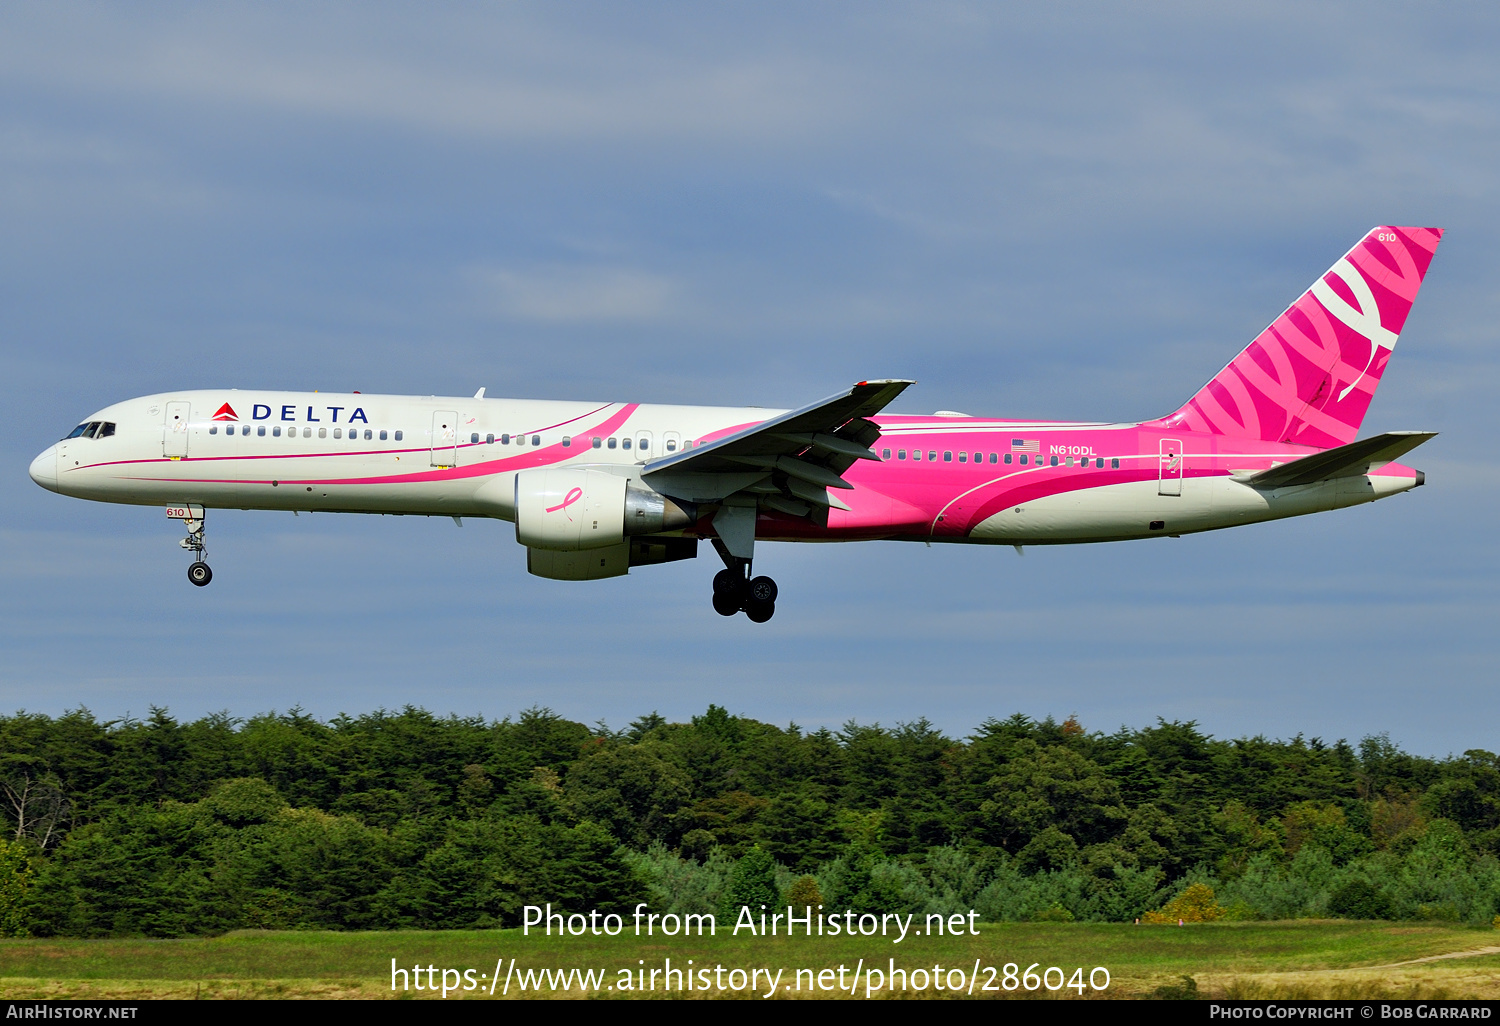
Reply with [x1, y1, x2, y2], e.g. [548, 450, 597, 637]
[29, 445, 58, 492]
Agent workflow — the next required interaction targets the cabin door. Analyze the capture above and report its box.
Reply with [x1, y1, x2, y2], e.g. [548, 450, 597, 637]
[163, 401, 191, 458]
[430, 410, 458, 467]
[1158, 438, 1183, 496]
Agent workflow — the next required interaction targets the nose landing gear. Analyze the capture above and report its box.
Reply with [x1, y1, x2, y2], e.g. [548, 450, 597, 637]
[711, 561, 777, 622]
[174, 508, 213, 587]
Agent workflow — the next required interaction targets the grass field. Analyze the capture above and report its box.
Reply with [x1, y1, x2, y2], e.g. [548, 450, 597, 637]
[2, 921, 1498, 1000]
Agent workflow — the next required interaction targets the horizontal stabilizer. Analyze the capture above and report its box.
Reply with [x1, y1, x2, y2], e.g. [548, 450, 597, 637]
[1245, 431, 1436, 489]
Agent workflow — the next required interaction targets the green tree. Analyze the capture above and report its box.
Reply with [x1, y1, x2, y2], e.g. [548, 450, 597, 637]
[1282, 803, 1373, 865]
[375, 817, 646, 929]
[784, 874, 823, 911]
[1327, 880, 1394, 919]
[979, 740, 1127, 851]
[755, 787, 842, 871]
[566, 742, 692, 848]
[0, 839, 32, 936]
[719, 846, 780, 925]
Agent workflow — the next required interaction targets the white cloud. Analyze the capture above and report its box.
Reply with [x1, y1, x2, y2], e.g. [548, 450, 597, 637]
[471, 264, 682, 323]
[0, 7, 854, 146]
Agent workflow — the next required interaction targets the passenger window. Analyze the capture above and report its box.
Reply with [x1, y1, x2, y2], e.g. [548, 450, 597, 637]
[622, 438, 631, 449]
[1066, 457, 1074, 467]
[608, 437, 617, 449]
[929, 451, 938, 461]
[684, 440, 693, 449]
[209, 426, 217, 435]
[303, 427, 312, 438]
[257, 426, 266, 437]
[334, 428, 342, 439]
[912, 450, 921, 461]
[364, 429, 372, 440]
[241, 425, 249, 436]
[395, 430, 403, 441]
[1050, 455, 1059, 466]
[563, 436, 571, 447]
[592, 437, 602, 449]
[531, 435, 540, 446]
[975, 452, 983, 463]
[500, 433, 510, 445]
[1004, 453, 1012, 464]
[470, 433, 479, 444]
[944, 451, 952, 462]
[666, 439, 676, 451]
[898, 449, 907, 460]
[486, 433, 494, 444]
[380, 430, 388, 441]
[1018, 454, 1027, 465]
[319, 427, 327, 438]
[273, 426, 282, 437]
[882, 448, 891, 460]
[1111, 457, 1120, 469]
[958, 452, 967, 463]
[989, 452, 997, 463]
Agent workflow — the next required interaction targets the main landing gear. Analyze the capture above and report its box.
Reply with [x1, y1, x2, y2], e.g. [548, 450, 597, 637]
[180, 511, 213, 587]
[711, 566, 778, 622]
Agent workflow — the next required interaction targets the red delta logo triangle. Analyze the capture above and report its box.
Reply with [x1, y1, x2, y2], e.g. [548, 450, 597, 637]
[211, 403, 239, 421]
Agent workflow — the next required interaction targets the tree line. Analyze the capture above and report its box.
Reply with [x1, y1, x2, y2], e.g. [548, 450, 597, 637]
[0, 705, 1496, 936]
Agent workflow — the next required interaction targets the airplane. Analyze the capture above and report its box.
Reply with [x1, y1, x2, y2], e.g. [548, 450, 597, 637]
[29, 225, 1442, 623]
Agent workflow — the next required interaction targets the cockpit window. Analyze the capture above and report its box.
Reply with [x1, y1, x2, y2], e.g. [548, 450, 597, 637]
[63, 421, 115, 440]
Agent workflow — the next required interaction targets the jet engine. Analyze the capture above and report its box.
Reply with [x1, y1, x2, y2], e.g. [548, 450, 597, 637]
[514, 468, 694, 551]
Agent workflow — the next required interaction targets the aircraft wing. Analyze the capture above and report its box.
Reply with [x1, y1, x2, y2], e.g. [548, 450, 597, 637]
[1245, 431, 1436, 489]
[642, 379, 914, 511]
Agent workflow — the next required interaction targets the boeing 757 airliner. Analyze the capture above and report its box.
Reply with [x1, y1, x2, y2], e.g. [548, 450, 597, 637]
[30, 226, 1441, 622]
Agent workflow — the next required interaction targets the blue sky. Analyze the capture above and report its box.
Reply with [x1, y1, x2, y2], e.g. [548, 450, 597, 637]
[2, 3, 1497, 754]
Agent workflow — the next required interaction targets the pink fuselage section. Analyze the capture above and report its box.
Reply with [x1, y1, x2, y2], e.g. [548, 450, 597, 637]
[755, 416, 1419, 545]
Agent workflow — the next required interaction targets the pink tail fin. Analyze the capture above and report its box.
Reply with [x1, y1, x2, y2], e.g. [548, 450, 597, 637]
[1149, 226, 1443, 448]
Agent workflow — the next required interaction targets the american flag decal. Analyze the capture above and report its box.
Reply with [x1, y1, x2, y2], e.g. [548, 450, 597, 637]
[1011, 438, 1039, 454]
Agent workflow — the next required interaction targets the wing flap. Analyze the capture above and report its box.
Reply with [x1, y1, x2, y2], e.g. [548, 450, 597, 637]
[642, 379, 912, 506]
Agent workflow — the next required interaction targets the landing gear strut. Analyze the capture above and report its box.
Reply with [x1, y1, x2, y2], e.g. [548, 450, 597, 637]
[179, 511, 213, 587]
[710, 541, 776, 622]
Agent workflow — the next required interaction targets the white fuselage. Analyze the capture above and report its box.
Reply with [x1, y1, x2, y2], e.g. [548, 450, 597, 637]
[30, 389, 776, 520]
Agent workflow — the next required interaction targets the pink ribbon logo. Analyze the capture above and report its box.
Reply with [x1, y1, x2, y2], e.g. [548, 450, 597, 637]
[545, 487, 584, 518]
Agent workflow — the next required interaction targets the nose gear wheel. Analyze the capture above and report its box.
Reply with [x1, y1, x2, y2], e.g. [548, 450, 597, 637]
[179, 513, 213, 587]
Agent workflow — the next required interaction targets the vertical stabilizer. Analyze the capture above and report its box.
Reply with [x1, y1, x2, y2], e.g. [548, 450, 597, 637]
[1149, 226, 1443, 448]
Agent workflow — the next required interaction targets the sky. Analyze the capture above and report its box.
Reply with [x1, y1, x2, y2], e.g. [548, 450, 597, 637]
[1, 2, 1497, 755]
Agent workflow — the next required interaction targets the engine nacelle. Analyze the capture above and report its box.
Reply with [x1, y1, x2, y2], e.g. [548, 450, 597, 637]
[515, 468, 627, 550]
[514, 468, 694, 551]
